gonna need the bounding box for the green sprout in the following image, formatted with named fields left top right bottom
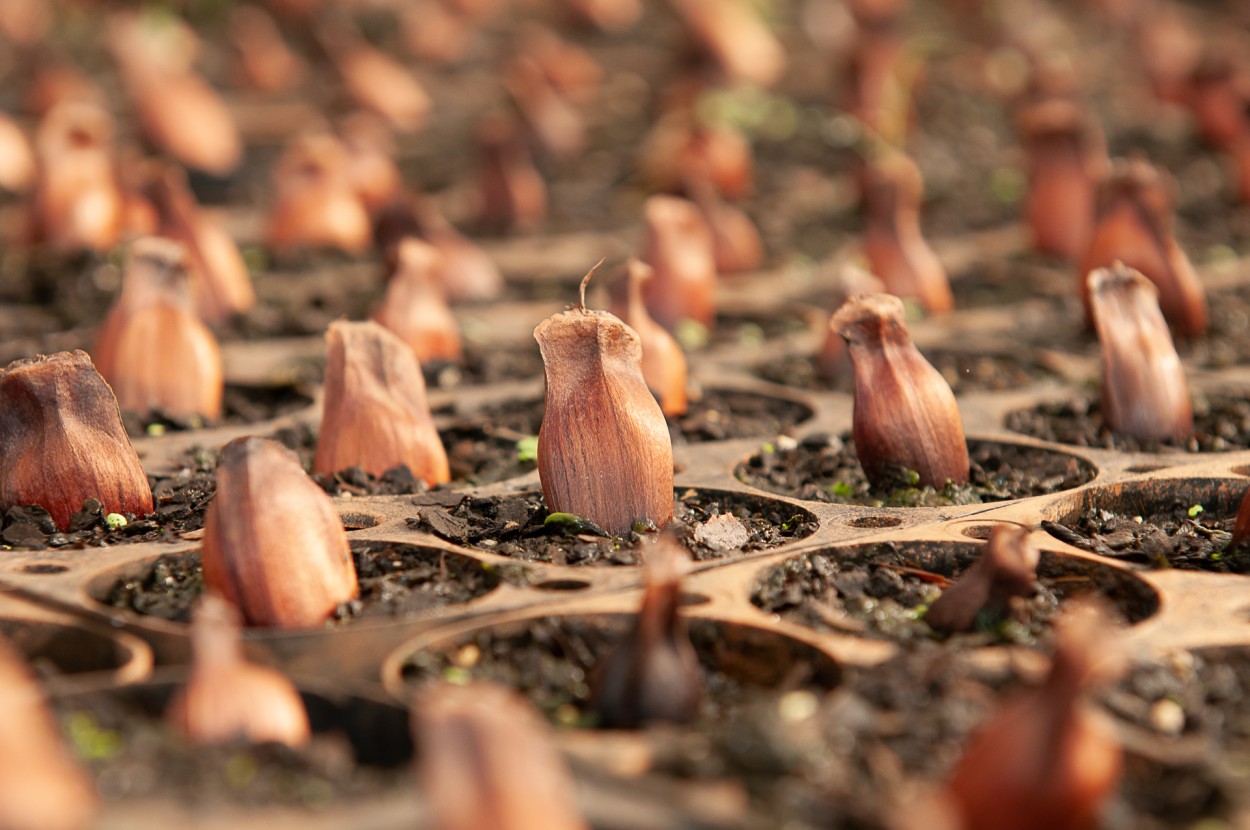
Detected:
left=516, top=436, right=539, bottom=463
left=105, top=513, right=128, bottom=530
left=1187, top=504, right=1204, bottom=518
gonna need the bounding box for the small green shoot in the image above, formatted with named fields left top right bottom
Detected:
left=1187, top=503, right=1204, bottom=518
left=516, top=436, right=539, bottom=463
left=105, top=513, right=128, bottom=530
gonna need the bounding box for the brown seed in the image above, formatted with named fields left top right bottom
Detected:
left=1231, top=485, right=1250, bottom=549
left=640, top=109, right=754, bottom=201
left=1017, top=98, right=1106, bottom=260
left=474, top=115, right=547, bottom=234
left=945, top=601, right=1124, bottom=830
left=0, top=111, right=34, bottom=193
left=1079, top=156, right=1207, bottom=337
left=611, top=258, right=689, bottom=416
left=315, top=320, right=450, bottom=485
left=688, top=179, right=764, bottom=273
left=166, top=594, right=311, bottom=748
left=374, top=194, right=505, bottom=302
left=535, top=267, right=674, bottom=533
left=228, top=5, right=306, bottom=94
left=832, top=293, right=969, bottom=488
left=862, top=152, right=953, bottom=314
left=322, top=22, right=430, bottom=133
left=108, top=13, right=242, bottom=176
left=505, top=52, right=586, bottom=162
left=669, top=0, right=785, bottom=88
left=1088, top=263, right=1192, bottom=442
left=339, top=111, right=403, bottom=216
left=371, top=239, right=463, bottom=364
left=639, top=194, right=717, bottom=331
left=142, top=163, right=255, bottom=323
left=566, top=0, right=642, bottom=32
left=0, top=636, right=98, bottom=830
left=30, top=102, right=124, bottom=252
left=414, top=682, right=589, bottom=830
left=925, top=525, right=1040, bottom=634
left=815, top=264, right=885, bottom=382
left=590, top=536, right=702, bottom=728
left=267, top=132, right=372, bottom=253
left=0, top=350, right=153, bottom=530
left=1185, top=53, right=1246, bottom=151
left=93, top=237, right=224, bottom=421
left=202, top=436, right=358, bottom=628
left=844, top=0, right=912, bottom=142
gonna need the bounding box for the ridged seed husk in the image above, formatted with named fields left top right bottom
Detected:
left=832, top=293, right=968, bottom=488
left=314, top=320, right=450, bottom=485
left=535, top=306, right=673, bottom=534
left=0, top=350, right=153, bottom=530
left=202, top=436, right=357, bottom=628
left=1088, top=263, right=1192, bottom=442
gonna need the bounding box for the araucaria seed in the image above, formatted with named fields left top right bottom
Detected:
left=1088, top=262, right=1192, bottom=442
left=925, top=524, right=1040, bottom=634
left=202, top=436, right=358, bottom=628
left=0, top=350, right=153, bottom=530
left=590, top=536, right=702, bottom=728
left=611, top=258, right=688, bottom=416
left=832, top=293, right=969, bottom=489
left=93, top=236, right=224, bottom=421
left=1080, top=155, right=1207, bottom=336
left=166, top=594, right=311, bottom=748
left=314, top=320, right=450, bottom=485
left=534, top=266, right=674, bottom=533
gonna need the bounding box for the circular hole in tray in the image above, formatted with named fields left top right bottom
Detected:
left=1040, top=478, right=1250, bottom=572
left=1005, top=391, right=1250, bottom=453
left=1, top=619, right=140, bottom=677
left=847, top=516, right=904, bottom=529
left=339, top=511, right=382, bottom=531
left=91, top=542, right=515, bottom=625
left=398, top=614, right=840, bottom=725
left=21, top=563, right=69, bottom=574
left=52, top=680, right=412, bottom=805
left=737, top=436, right=1096, bottom=506
left=960, top=525, right=997, bottom=540
left=750, top=541, right=1158, bottom=644
left=407, top=488, right=819, bottom=566
left=535, top=580, right=592, bottom=592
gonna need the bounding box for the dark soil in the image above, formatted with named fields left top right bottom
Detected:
left=1041, top=499, right=1250, bottom=573
left=398, top=613, right=1211, bottom=829
left=119, top=384, right=315, bottom=438
left=421, top=345, right=545, bottom=391
left=406, top=488, right=818, bottom=566
left=464, top=388, right=815, bottom=447
left=0, top=463, right=219, bottom=551
left=53, top=683, right=411, bottom=808
left=1006, top=392, right=1250, bottom=452
left=754, top=346, right=1059, bottom=395
left=101, top=542, right=513, bottom=625
left=750, top=543, right=1158, bottom=644
left=401, top=615, right=840, bottom=728
left=264, top=420, right=535, bottom=491
left=737, top=435, right=1097, bottom=506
